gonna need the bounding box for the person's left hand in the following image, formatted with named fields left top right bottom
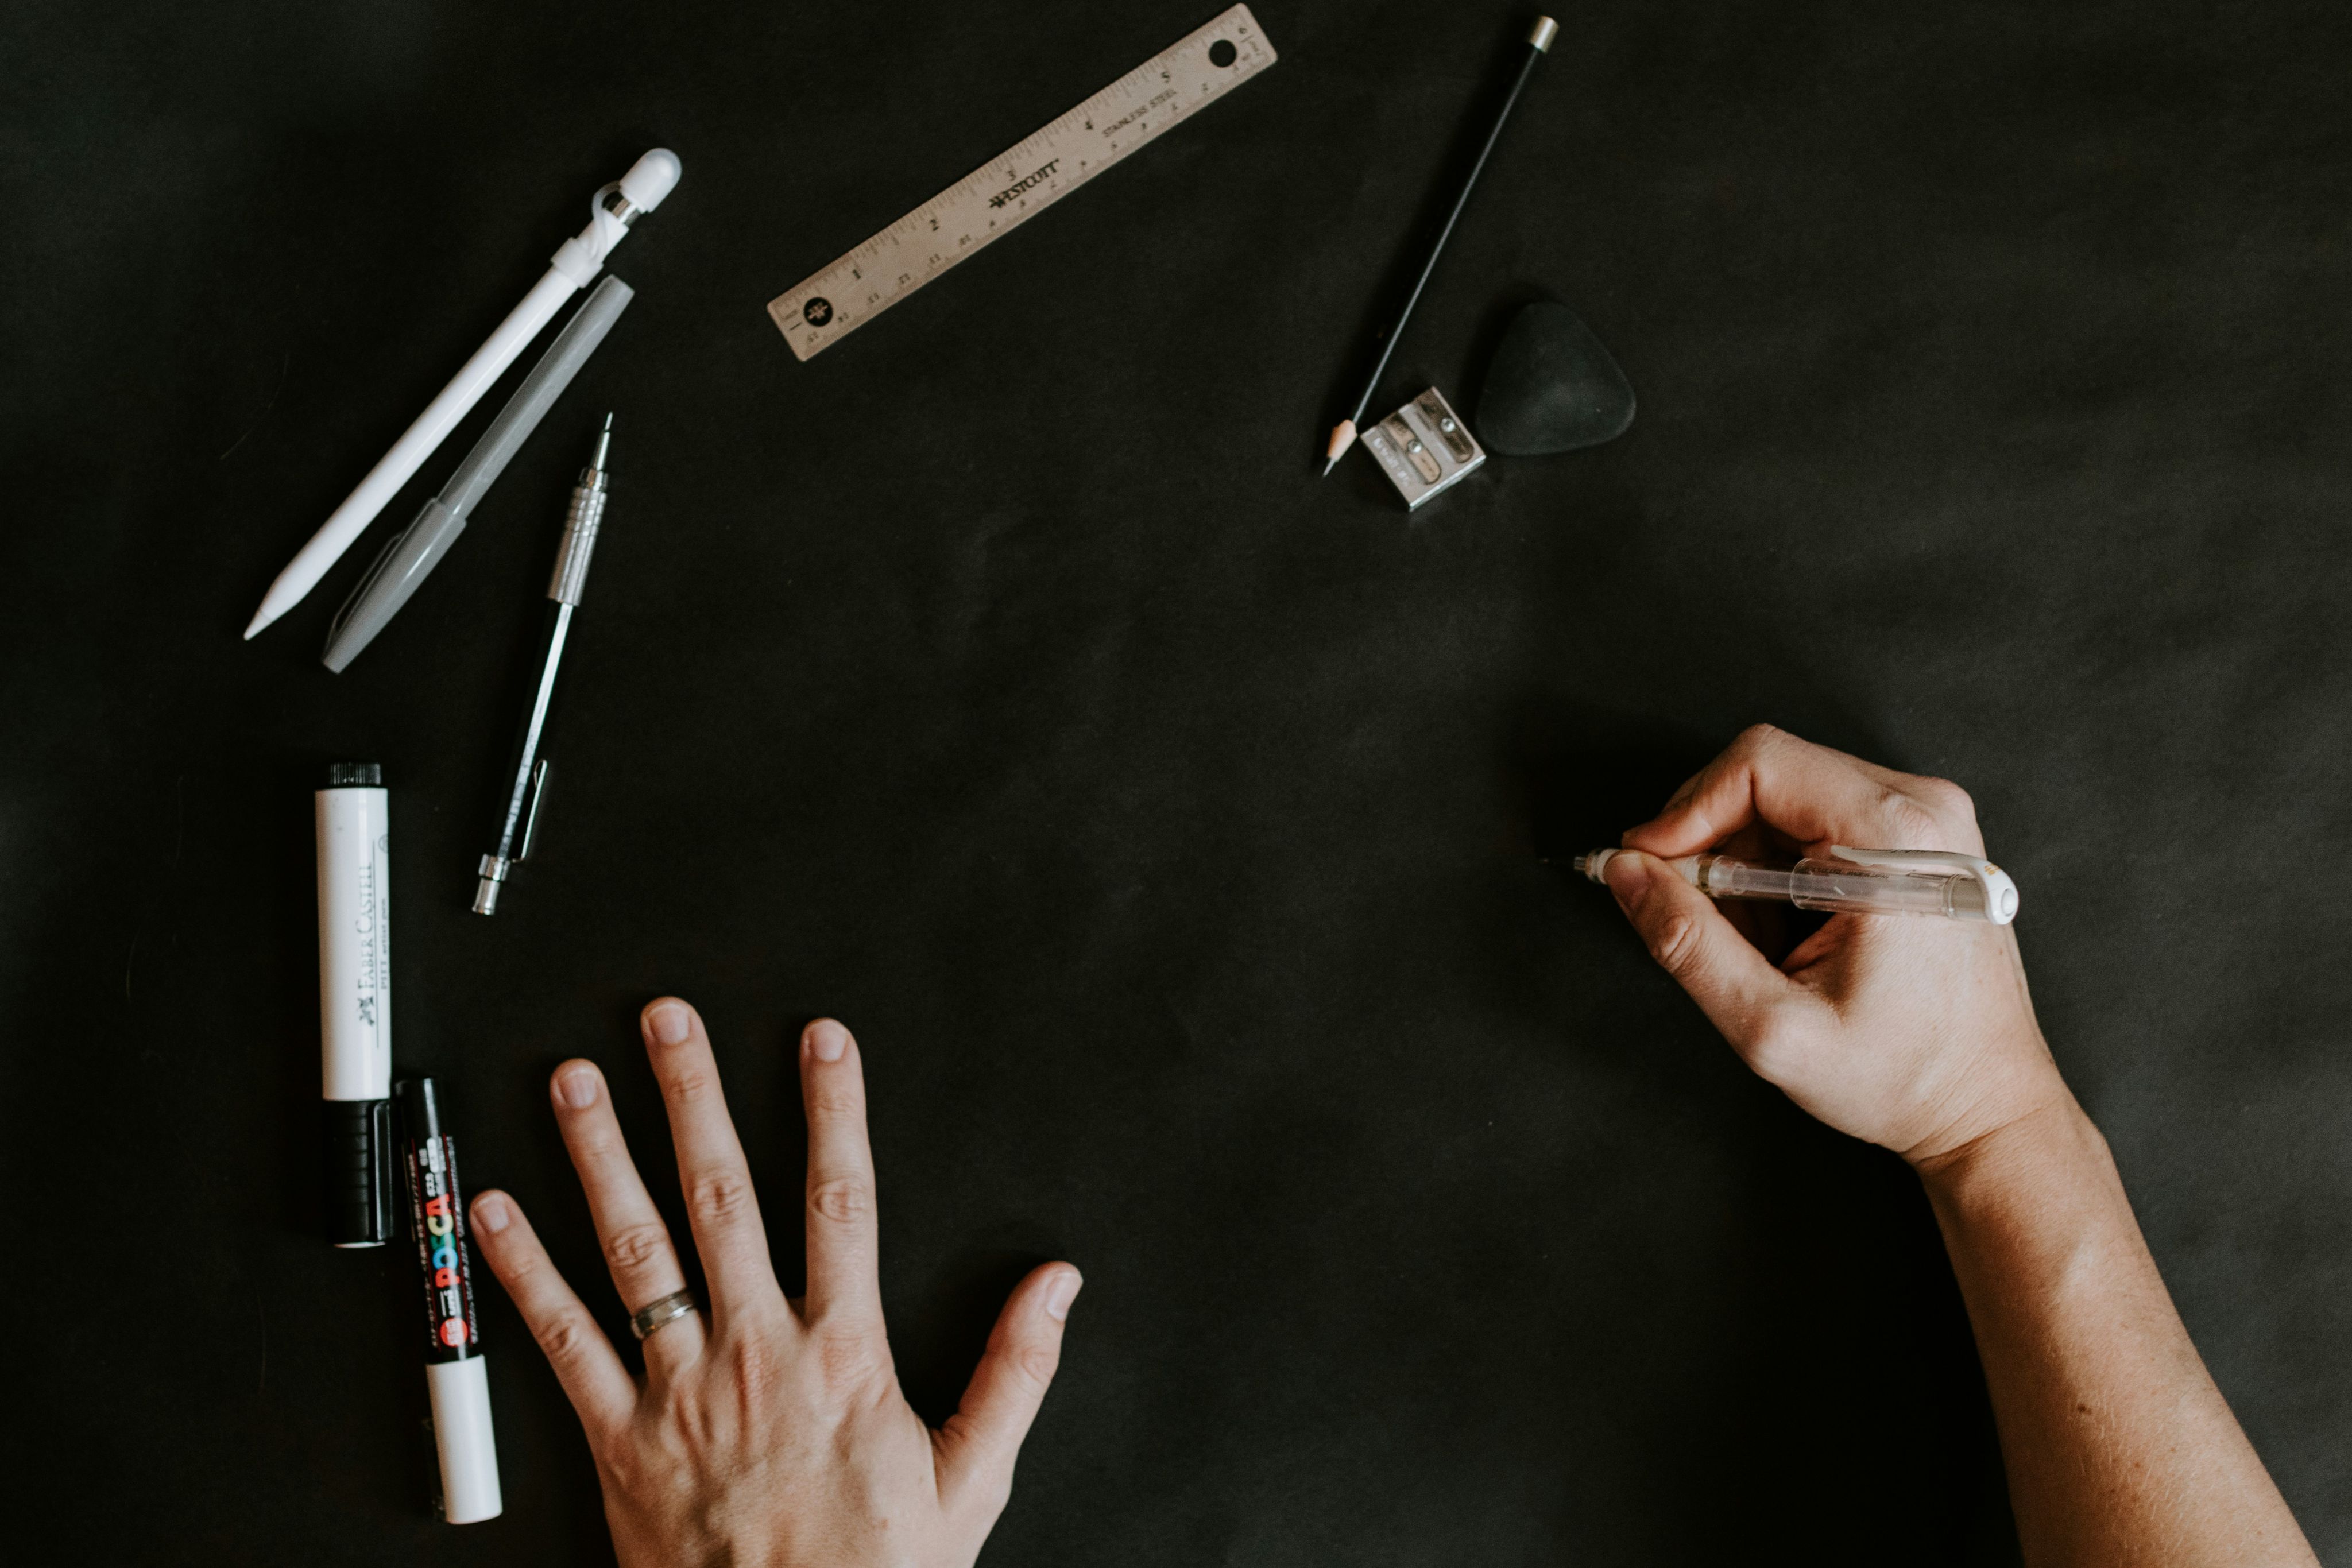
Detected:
left=469, top=1000, right=1082, bottom=1568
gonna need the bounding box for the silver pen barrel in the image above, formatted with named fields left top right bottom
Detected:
left=546, top=414, right=613, bottom=605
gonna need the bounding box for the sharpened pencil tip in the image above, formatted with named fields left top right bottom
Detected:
left=1323, top=420, right=1357, bottom=469
left=1320, top=455, right=1340, bottom=478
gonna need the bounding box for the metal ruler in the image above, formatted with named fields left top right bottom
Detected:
left=767, top=6, right=1276, bottom=359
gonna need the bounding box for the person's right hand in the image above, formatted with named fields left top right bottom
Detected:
left=1603, top=725, right=2069, bottom=1166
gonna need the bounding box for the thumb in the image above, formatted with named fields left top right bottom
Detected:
left=935, top=1263, right=1082, bottom=1521
left=1603, top=850, right=1795, bottom=1050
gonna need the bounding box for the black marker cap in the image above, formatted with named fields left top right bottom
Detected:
left=324, top=1098, right=393, bottom=1246
left=396, top=1076, right=443, bottom=1139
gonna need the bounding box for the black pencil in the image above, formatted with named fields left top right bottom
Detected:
left=1320, top=15, right=1558, bottom=475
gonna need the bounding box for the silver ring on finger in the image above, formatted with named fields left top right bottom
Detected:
left=629, top=1287, right=699, bottom=1341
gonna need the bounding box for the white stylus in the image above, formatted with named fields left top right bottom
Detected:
left=245, top=148, right=682, bottom=641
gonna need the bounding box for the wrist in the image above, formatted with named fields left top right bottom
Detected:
left=1909, top=1091, right=2144, bottom=1353
left=1892, top=1008, right=2076, bottom=1172
left=1910, top=1090, right=2106, bottom=1211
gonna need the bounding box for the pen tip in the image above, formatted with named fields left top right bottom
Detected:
left=243, top=609, right=272, bottom=640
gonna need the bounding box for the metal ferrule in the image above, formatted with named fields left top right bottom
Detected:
left=546, top=473, right=608, bottom=605
left=472, top=854, right=509, bottom=916
left=599, top=188, right=646, bottom=227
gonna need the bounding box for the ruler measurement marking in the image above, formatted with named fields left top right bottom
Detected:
left=767, top=6, right=1274, bottom=359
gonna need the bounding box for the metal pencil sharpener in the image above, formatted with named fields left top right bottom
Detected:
left=1361, top=388, right=1485, bottom=510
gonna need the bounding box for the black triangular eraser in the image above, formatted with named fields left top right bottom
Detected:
left=1475, top=301, right=1637, bottom=456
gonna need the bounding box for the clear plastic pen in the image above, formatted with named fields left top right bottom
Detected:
left=1572, top=846, right=2020, bottom=925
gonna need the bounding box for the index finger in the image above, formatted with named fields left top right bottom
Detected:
left=1625, top=725, right=1983, bottom=859
left=640, top=997, right=784, bottom=1331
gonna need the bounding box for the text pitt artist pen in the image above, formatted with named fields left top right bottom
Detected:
left=317, top=762, right=394, bottom=1246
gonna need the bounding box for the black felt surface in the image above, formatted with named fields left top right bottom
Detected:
left=5, top=1, right=2350, bottom=1562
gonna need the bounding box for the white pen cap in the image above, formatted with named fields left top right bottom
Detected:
left=425, top=1357, right=503, bottom=1524
left=550, top=149, right=684, bottom=288
left=316, top=768, right=392, bottom=1099
left=618, top=148, right=682, bottom=211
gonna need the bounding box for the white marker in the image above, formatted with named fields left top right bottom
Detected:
left=246, top=149, right=682, bottom=640
left=318, top=762, right=394, bottom=1245
left=1573, top=845, right=2020, bottom=924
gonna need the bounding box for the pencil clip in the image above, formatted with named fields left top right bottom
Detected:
left=1828, top=846, right=2020, bottom=924
left=517, top=758, right=550, bottom=863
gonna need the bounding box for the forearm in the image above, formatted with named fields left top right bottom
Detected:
left=1918, top=1098, right=2315, bottom=1567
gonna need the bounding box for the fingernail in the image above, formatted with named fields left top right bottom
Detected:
left=472, top=1193, right=512, bottom=1235
left=1603, top=851, right=1652, bottom=912
left=555, top=1065, right=598, bottom=1110
left=1045, top=1270, right=1084, bottom=1322
left=645, top=1000, right=692, bottom=1047
left=804, top=1019, right=849, bottom=1063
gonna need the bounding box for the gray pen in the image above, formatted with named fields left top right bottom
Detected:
left=472, top=416, right=613, bottom=915
left=322, top=276, right=634, bottom=672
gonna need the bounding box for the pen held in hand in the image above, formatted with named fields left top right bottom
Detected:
left=1571, top=846, right=2020, bottom=925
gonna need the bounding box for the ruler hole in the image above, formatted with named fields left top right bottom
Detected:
left=1209, top=39, right=1237, bottom=68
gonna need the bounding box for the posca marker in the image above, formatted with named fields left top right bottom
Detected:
left=396, top=1077, right=502, bottom=1524
left=317, top=762, right=394, bottom=1246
